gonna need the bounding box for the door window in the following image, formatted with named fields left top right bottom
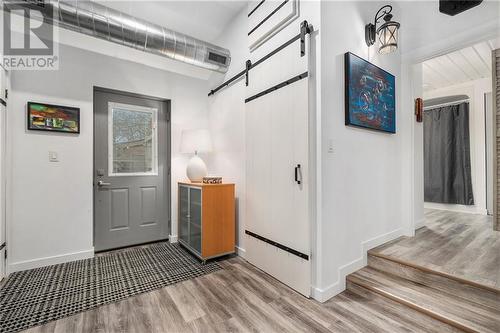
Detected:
left=108, top=102, right=158, bottom=176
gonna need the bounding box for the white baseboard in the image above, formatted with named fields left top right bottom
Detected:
left=311, top=228, right=403, bottom=303
left=8, top=248, right=94, bottom=273
left=424, top=202, right=488, bottom=215
left=235, top=246, right=246, bottom=258
left=311, top=256, right=365, bottom=302
left=169, top=234, right=178, bottom=243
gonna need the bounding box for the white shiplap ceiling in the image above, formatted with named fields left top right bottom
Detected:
left=423, top=39, right=500, bottom=92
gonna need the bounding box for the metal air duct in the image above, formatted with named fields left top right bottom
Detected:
left=4, top=0, right=231, bottom=73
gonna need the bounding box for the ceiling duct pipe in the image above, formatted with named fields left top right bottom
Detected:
left=4, top=0, right=231, bottom=73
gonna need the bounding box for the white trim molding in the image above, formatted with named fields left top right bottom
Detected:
left=414, top=218, right=426, bottom=230
left=401, top=19, right=499, bottom=64
left=235, top=245, right=246, bottom=258
left=8, top=248, right=94, bottom=273
left=424, top=203, right=488, bottom=216
left=248, top=0, right=300, bottom=52
left=311, top=228, right=403, bottom=303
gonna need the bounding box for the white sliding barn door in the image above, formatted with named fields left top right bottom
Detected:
left=245, top=38, right=310, bottom=296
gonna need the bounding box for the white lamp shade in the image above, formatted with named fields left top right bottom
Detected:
left=180, top=129, right=213, bottom=153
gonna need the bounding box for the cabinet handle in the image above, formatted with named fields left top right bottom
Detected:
left=295, top=164, right=301, bottom=185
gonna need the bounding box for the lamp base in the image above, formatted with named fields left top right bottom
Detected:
left=186, top=155, right=207, bottom=182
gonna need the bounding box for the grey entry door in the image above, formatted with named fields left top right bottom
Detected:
left=94, top=88, right=170, bottom=252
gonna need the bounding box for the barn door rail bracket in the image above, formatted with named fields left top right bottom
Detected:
left=245, top=71, right=308, bottom=103
left=245, top=230, right=309, bottom=260
left=300, top=20, right=310, bottom=56
left=208, top=20, right=313, bottom=97
left=245, top=60, right=252, bottom=86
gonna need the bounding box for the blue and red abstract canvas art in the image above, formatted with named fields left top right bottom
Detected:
left=345, top=52, right=396, bottom=133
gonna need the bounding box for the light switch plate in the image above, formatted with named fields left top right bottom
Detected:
left=49, top=151, right=59, bottom=162
left=328, top=139, right=334, bottom=153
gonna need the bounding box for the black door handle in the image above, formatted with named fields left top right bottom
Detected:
left=295, top=164, right=301, bottom=185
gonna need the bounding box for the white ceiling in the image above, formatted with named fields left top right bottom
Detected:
left=95, top=1, right=247, bottom=44
left=399, top=0, right=499, bottom=56
left=423, top=39, right=500, bottom=92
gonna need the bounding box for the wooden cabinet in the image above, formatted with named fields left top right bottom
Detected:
left=178, top=182, right=235, bottom=261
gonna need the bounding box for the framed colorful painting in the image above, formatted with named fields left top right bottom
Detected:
left=27, top=102, right=80, bottom=134
left=344, top=52, right=396, bottom=133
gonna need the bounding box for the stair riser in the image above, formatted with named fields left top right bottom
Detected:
left=346, top=275, right=477, bottom=333
left=345, top=281, right=460, bottom=333
left=367, top=253, right=499, bottom=310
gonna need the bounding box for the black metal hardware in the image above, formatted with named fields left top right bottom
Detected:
left=365, top=5, right=393, bottom=46
left=295, top=164, right=301, bottom=185
left=300, top=20, right=308, bottom=57
left=248, top=0, right=265, bottom=17
left=245, top=60, right=252, bottom=86
left=248, top=0, right=289, bottom=36
left=208, top=68, right=247, bottom=97
left=245, top=230, right=309, bottom=260
left=208, top=21, right=313, bottom=97
left=0, top=242, right=5, bottom=251
left=439, top=0, right=483, bottom=16
left=245, top=71, right=308, bottom=103
left=365, top=5, right=400, bottom=50
left=0, top=98, right=5, bottom=107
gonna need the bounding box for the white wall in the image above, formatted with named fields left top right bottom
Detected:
left=206, top=8, right=248, bottom=256
left=314, top=1, right=404, bottom=301
left=7, top=44, right=209, bottom=272
left=423, top=78, right=492, bottom=215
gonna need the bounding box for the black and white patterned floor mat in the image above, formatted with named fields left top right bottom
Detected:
left=0, top=242, right=221, bottom=333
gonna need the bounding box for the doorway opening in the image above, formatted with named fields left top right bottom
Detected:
left=421, top=40, right=496, bottom=219
left=93, top=87, right=171, bottom=252
left=401, top=39, right=500, bottom=288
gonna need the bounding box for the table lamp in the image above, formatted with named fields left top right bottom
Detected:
left=180, top=129, right=212, bottom=182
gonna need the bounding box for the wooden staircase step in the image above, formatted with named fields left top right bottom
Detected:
left=367, top=251, right=500, bottom=311
left=347, top=267, right=500, bottom=333
left=341, top=282, right=460, bottom=333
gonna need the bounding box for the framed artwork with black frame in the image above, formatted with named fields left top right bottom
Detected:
left=345, top=52, right=396, bottom=133
left=27, top=102, right=80, bottom=134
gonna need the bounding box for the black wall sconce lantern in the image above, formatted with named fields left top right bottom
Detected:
left=365, top=5, right=400, bottom=54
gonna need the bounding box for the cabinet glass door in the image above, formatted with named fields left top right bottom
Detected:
left=179, top=186, right=189, bottom=244
left=189, top=187, right=202, bottom=254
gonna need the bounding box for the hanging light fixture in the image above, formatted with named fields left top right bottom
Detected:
left=365, top=5, right=400, bottom=54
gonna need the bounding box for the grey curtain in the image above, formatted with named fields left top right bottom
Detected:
left=424, top=102, right=474, bottom=205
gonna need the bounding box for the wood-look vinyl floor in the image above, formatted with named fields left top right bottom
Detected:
left=373, top=209, right=500, bottom=289
left=22, top=257, right=459, bottom=333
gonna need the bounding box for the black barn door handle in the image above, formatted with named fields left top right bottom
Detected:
left=295, top=164, right=301, bottom=185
